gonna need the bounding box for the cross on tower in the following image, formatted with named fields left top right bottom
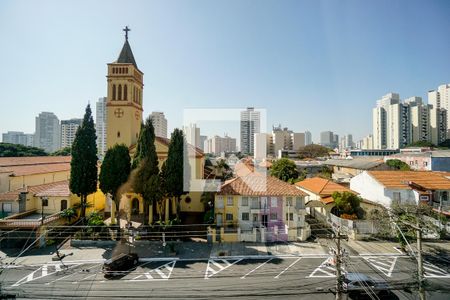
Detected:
left=123, top=26, right=131, bottom=40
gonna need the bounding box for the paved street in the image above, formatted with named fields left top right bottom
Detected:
left=2, top=251, right=450, bottom=299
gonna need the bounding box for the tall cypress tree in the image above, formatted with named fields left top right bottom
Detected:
left=70, top=105, right=98, bottom=221
left=166, top=129, right=189, bottom=218
left=99, top=144, right=131, bottom=225
left=132, top=117, right=161, bottom=223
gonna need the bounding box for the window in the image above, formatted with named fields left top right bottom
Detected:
left=124, top=85, right=128, bottom=100
left=112, top=84, right=116, bottom=100
left=286, top=197, right=293, bottom=206
left=60, top=199, right=67, bottom=211
left=296, top=197, right=304, bottom=209
left=241, top=197, right=248, bottom=206
left=286, top=213, right=294, bottom=221
left=242, top=213, right=249, bottom=221
left=226, top=213, right=233, bottom=221
left=271, top=197, right=277, bottom=207
left=270, top=213, right=277, bottom=220
left=252, top=214, right=258, bottom=222
left=227, top=196, right=233, bottom=206
left=184, top=196, right=191, bottom=204
left=251, top=197, right=259, bottom=209
left=442, top=191, right=448, bottom=201
left=118, top=84, right=122, bottom=100
left=117, top=131, right=120, bottom=138
left=42, top=199, right=48, bottom=206
left=216, top=196, right=224, bottom=208
left=2, top=203, right=12, bottom=212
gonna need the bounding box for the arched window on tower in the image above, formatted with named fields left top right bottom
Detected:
left=118, top=85, right=122, bottom=100
left=112, top=84, right=116, bottom=100
left=124, top=85, right=128, bottom=100
left=134, top=87, right=137, bottom=103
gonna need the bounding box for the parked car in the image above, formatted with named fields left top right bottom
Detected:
left=343, top=272, right=390, bottom=298
left=103, top=253, right=139, bottom=277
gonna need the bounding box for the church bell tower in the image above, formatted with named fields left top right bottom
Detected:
left=106, top=26, right=143, bottom=150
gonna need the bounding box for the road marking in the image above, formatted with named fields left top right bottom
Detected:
left=46, top=264, right=101, bottom=285
left=204, top=258, right=242, bottom=279
left=11, top=263, right=81, bottom=287
left=424, top=261, right=450, bottom=278
left=241, top=259, right=273, bottom=279
left=274, top=258, right=301, bottom=279
left=131, top=260, right=176, bottom=281
left=308, top=257, right=343, bottom=278
left=363, top=256, right=397, bottom=277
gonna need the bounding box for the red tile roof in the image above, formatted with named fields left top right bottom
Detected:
left=0, top=156, right=71, bottom=167
left=368, top=171, right=450, bottom=190
left=0, top=156, right=71, bottom=177
left=295, top=177, right=355, bottom=196
left=219, top=174, right=307, bottom=196
left=0, top=180, right=70, bottom=201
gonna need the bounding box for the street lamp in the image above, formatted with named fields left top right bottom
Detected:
left=41, top=197, right=48, bottom=226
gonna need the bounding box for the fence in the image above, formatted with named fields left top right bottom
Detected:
left=328, top=213, right=377, bottom=236
left=0, top=211, right=62, bottom=228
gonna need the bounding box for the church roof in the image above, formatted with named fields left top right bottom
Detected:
left=116, top=39, right=138, bottom=69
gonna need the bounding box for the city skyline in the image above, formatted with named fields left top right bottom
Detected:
left=1, top=0, right=449, bottom=143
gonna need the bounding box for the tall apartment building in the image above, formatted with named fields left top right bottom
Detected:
left=199, top=135, right=207, bottom=151
left=254, top=126, right=305, bottom=159
left=339, top=134, right=354, bottom=151
left=2, top=131, right=34, bottom=147
left=96, top=97, right=107, bottom=158
left=304, top=131, right=312, bottom=145
left=372, top=93, right=447, bottom=149
left=150, top=111, right=168, bottom=138
left=240, top=107, right=260, bottom=155
left=61, top=118, right=82, bottom=148
left=320, top=131, right=338, bottom=149
left=360, top=135, right=373, bottom=150
left=183, top=123, right=201, bottom=149
left=204, top=135, right=236, bottom=155
left=428, top=83, right=450, bottom=138
left=34, top=112, right=61, bottom=153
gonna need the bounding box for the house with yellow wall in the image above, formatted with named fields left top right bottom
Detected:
left=214, top=173, right=310, bottom=243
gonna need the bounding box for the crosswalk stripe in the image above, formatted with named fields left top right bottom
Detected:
left=204, top=259, right=242, bottom=279
left=363, top=256, right=397, bottom=277
left=131, top=261, right=176, bottom=281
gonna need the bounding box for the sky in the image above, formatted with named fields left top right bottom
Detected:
left=0, top=0, right=449, bottom=143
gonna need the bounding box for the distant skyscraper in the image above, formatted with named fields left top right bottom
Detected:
left=304, top=131, right=312, bottom=145
left=428, top=83, right=450, bottom=138
left=96, top=97, right=107, bottom=157
left=253, top=125, right=305, bottom=159
left=2, top=131, right=34, bottom=147
left=199, top=135, right=208, bottom=151
left=34, top=112, right=60, bottom=153
left=183, top=123, right=201, bottom=148
left=320, top=131, right=335, bottom=148
left=204, top=135, right=236, bottom=155
left=240, top=107, right=260, bottom=155
left=150, top=111, right=168, bottom=138
left=61, top=118, right=82, bottom=148
left=372, top=93, right=447, bottom=149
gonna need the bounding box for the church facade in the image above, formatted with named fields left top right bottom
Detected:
left=105, top=28, right=206, bottom=225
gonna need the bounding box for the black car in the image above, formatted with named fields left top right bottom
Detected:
left=103, top=253, right=139, bottom=277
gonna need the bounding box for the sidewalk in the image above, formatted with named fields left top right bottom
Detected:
left=210, top=241, right=328, bottom=257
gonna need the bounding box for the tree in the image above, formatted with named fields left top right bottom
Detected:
left=99, top=144, right=131, bottom=225
left=270, top=158, right=299, bottom=182
left=331, top=191, right=364, bottom=219
left=70, top=105, right=98, bottom=222
left=0, top=143, right=47, bottom=157
left=404, top=141, right=436, bottom=148
left=132, top=117, right=161, bottom=224
left=298, top=144, right=331, bottom=159
left=166, top=129, right=188, bottom=218
left=386, top=159, right=410, bottom=171
left=51, top=147, right=71, bottom=156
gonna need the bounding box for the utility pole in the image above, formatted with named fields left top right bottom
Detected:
left=333, top=226, right=347, bottom=300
